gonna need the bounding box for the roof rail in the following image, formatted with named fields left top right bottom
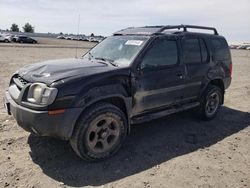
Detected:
left=157, top=25, right=218, bottom=35
left=113, top=25, right=219, bottom=36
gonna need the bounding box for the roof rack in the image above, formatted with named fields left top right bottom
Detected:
left=113, top=25, right=219, bottom=36
left=157, top=25, right=218, bottom=35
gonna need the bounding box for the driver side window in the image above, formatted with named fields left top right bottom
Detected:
left=140, top=39, right=178, bottom=69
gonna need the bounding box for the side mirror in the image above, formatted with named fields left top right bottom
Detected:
left=136, top=66, right=141, bottom=72
left=136, top=64, right=143, bottom=75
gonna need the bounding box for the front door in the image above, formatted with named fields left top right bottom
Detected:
left=132, top=37, right=185, bottom=115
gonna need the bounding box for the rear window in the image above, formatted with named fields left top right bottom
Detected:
left=210, top=38, right=230, bottom=61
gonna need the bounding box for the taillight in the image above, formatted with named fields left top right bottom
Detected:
left=229, top=63, right=232, bottom=79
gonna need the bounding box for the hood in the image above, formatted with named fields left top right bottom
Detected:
left=18, top=58, right=117, bottom=85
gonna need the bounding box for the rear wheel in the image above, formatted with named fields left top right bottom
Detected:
left=70, top=102, right=127, bottom=161
left=197, top=85, right=223, bottom=120
left=4, top=39, right=9, bottom=43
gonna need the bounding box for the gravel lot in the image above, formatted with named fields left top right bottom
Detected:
left=0, top=40, right=249, bottom=188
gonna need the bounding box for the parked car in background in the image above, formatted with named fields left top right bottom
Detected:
left=229, top=45, right=239, bottom=49
left=57, top=35, right=65, bottom=39
left=12, top=35, right=19, bottom=42
left=0, top=34, right=11, bottom=43
left=96, top=38, right=104, bottom=43
left=236, top=45, right=250, bottom=49
left=15, top=36, right=37, bottom=44
left=82, top=37, right=90, bottom=41
left=244, top=45, right=250, bottom=49
left=65, top=36, right=74, bottom=40
left=56, top=34, right=104, bottom=43
left=89, top=37, right=99, bottom=42
left=246, top=46, right=250, bottom=50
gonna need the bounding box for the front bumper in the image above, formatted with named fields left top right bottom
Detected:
left=4, top=91, right=82, bottom=140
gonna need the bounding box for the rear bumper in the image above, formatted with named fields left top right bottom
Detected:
left=4, top=91, right=82, bottom=140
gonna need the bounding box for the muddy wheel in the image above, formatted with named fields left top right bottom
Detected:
left=197, top=85, right=223, bottom=120
left=70, top=102, right=127, bottom=161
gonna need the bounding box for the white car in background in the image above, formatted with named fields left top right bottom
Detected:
left=0, top=34, right=11, bottom=42
left=246, top=46, right=250, bottom=50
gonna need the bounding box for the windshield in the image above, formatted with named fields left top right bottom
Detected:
left=82, top=35, right=149, bottom=66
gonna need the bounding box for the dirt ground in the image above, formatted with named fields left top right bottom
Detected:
left=0, top=40, right=249, bottom=188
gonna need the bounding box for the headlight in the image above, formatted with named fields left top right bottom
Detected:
left=27, top=83, right=58, bottom=105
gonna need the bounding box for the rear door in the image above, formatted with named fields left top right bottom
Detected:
left=132, top=37, right=186, bottom=115
left=182, top=37, right=210, bottom=100
left=19, top=37, right=25, bottom=42
left=24, top=37, right=29, bottom=43
left=27, top=37, right=33, bottom=43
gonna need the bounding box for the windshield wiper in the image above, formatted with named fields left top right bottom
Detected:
left=95, top=57, right=118, bottom=67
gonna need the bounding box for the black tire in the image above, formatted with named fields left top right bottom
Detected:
left=197, top=85, right=223, bottom=120
left=4, top=39, right=9, bottom=43
left=70, top=102, right=128, bottom=161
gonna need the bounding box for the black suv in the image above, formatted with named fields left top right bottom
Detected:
left=4, top=25, right=232, bottom=161
left=14, top=36, right=37, bottom=44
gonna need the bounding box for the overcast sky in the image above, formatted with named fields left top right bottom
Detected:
left=0, top=0, right=249, bottom=42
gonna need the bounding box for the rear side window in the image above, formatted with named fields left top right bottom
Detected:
left=183, top=38, right=209, bottom=64
left=183, top=38, right=201, bottom=64
left=141, top=39, right=178, bottom=68
left=210, top=38, right=230, bottom=61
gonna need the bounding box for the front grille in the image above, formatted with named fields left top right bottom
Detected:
left=17, top=75, right=28, bottom=86
left=12, top=75, right=29, bottom=90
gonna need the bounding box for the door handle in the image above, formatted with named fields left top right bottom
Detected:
left=175, top=72, right=184, bottom=79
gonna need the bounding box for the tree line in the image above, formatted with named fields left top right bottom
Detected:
left=8, top=23, right=97, bottom=36
left=10, top=23, right=34, bottom=33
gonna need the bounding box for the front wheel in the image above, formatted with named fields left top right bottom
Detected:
left=197, top=85, right=223, bottom=120
left=70, top=102, right=128, bottom=161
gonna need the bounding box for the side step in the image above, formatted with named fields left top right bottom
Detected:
left=131, top=102, right=200, bottom=124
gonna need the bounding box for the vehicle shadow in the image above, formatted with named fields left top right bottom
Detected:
left=28, top=106, right=250, bottom=187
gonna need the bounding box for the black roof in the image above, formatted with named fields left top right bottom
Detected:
left=114, top=25, right=219, bottom=36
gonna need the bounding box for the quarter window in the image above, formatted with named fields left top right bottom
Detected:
left=211, top=38, right=230, bottom=61
left=141, top=39, right=178, bottom=68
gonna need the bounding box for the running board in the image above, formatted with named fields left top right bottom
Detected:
left=131, top=102, right=200, bottom=124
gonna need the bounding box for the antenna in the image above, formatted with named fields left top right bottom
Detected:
left=75, top=14, right=80, bottom=58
